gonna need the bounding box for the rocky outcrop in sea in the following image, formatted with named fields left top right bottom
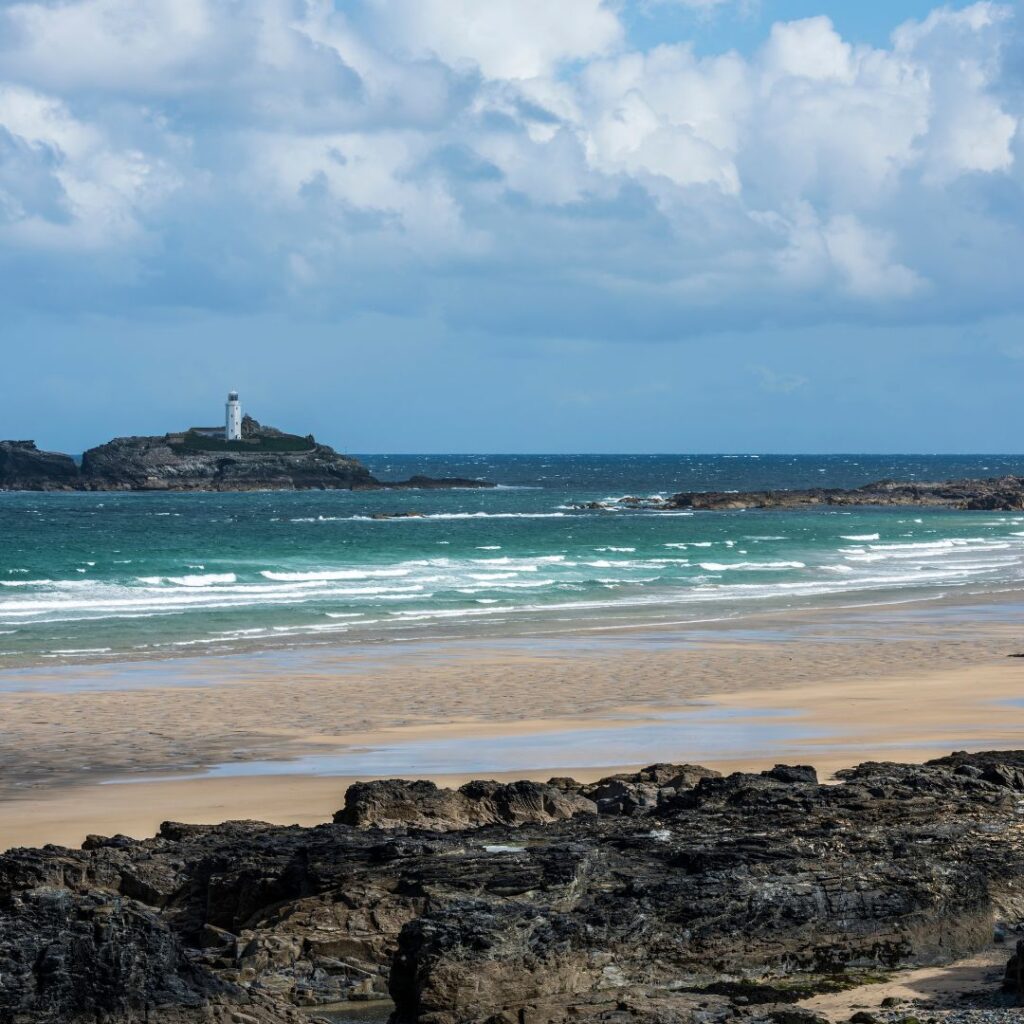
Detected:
left=667, top=477, right=1024, bottom=512
left=0, top=417, right=494, bottom=492
left=566, top=477, right=1024, bottom=514
left=3, top=751, right=1024, bottom=1023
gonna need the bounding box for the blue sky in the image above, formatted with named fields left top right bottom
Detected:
left=1, top=0, right=1023, bottom=453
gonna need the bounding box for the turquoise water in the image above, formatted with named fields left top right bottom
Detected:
left=3, top=454, right=1024, bottom=668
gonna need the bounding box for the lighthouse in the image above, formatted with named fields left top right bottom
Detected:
left=225, top=391, right=242, bottom=441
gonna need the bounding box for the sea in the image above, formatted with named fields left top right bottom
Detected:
left=3, top=453, right=1024, bottom=670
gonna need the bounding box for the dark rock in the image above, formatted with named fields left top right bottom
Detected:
left=79, top=424, right=377, bottom=491
left=386, top=475, right=495, bottom=490
left=668, top=476, right=1024, bottom=513
left=763, top=765, right=818, bottom=785
left=1, top=418, right=495, bottom=493
left=849, top=1013, right=879, bottom=1023
left=334, top=778, right=597, bottom=830
left=767, top=1011, right=829, bottom=1024
left=4, top=751, right=1024, bottom=1022
left=0, top=440, right=80, bottom=491
left=0, top=887, right=208, bottom=1022
left=1004, top=937, right=1024, bottom=1002
left=578, top=764, right=722, bottom=815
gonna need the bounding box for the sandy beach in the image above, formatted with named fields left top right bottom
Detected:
left=3, top=593, right=1024, bottom=850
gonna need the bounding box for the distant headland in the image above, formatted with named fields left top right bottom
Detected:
left=0, top=393, right=493, bottom=492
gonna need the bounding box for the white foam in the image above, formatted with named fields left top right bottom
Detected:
left=868, top=538, right=990, bottom=552
left=699, top=561, right=806, bottom=572
left=841, top=533, right=880, bottom=541
left=356, top=512, right=567, bottom=521
left=166, top=573, right=238, bottom=587
left=260, top=568, right=410, bottom=582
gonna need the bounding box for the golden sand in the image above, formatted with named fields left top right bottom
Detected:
left=3, top=597, right=1024, bottom=850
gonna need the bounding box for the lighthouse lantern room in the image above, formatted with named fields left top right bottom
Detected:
left=225, top=392, right=242, bottom=441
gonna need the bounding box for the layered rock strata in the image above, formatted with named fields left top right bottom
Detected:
left=3, top=753, right=1024, bottom=1023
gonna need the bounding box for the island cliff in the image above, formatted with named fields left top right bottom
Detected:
left=0, top=417, right=492, bottom=492
left=0, top=441, right=79, bottom=491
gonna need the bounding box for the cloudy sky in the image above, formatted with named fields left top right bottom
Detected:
left=2, top=0, right=1022, bottom=453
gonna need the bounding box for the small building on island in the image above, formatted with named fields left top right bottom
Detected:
left=185, top=392, right=244, bottom=442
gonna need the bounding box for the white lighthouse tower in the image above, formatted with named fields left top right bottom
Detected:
left=225, top=391, right=242, bottom=441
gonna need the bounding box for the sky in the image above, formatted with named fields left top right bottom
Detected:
left=1, top=0, right=1023, bottom=453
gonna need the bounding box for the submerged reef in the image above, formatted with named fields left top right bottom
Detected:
left=3, top=751, right=1024, bottom=1022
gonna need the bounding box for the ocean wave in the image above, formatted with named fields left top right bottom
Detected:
left=840, top=539, right=1013, bottom=563
left=260, top=568, right=411, bottom=582
left=698, top=561, right=806, bottom=572
left=152, top=573, right=238, bottom=587
left=48, top=647, right=113, bottom=655
left=841, top=533, right=880, bottom=541
left=868, top=538, right=991, bottom=551
left=354, top=512, right=567, bottom=521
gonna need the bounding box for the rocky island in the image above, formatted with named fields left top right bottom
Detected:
left=573, top=476, right=1024, bottom=513
left=0, top=417, right=493, bottom=493
left=3, top=750, right=1024, bottom=1023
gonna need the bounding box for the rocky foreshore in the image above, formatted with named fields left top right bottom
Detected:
left=0, top=419, right=494, bottom=492
left=3, top=751, right=1024, bottom=1023
left=569, top=477, right=1024, bottom=513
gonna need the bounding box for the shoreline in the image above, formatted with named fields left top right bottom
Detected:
left=3, top=578, right=1022, bottom=675
left=3, top=588, right=1024, bottom=849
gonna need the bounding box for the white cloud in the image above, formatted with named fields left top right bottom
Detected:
left=893, top=2, right=1017, bottom=180
left=0, top=84, right=177, bottom=249
left=822, top=215, right=925, bottom=299
left=370, top=0, right=623, bottom=80
left=0, top=0, right=221, bottom=92
left=760, top=16, right=854, bottom=84
left=0, top=0, right=1018, bottom=333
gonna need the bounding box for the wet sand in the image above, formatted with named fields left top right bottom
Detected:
left=3, top=594, right=1024, bottom=850
left=800, top=944, right=1009, bottom=1017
